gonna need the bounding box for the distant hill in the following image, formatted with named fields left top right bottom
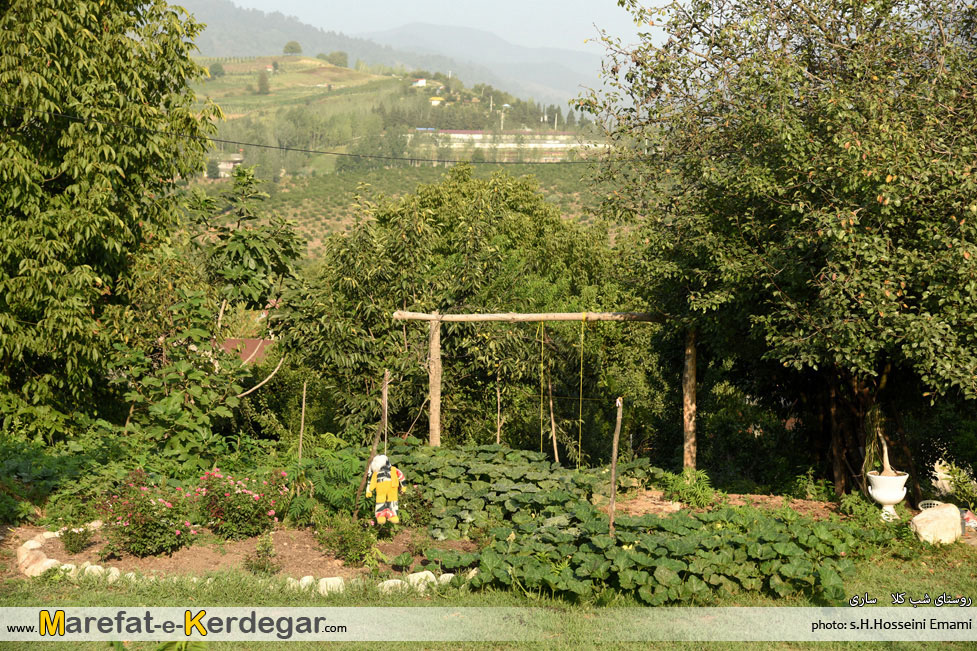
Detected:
left=361, top=23, right=602, bottom=103
left=177, top=0, right=593, bottom=105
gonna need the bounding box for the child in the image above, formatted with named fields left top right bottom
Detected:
left=365, top=454, right=406, bottom=524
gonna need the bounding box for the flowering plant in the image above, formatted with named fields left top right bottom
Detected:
left=197, top=468, right=288, bottom=540
left=100, top=470, right=199, bottom=557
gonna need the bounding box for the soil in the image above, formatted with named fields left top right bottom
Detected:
left=2, top=523, right=477, bottom=581
left=610, top=489, right=842, bottom=520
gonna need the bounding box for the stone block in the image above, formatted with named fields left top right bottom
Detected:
left=911, top=503, right=963, bottom=544
left=17, top=549, right=44, bottom=570
left=318, top=577, right=345, bottom=595
left=377, top=579, right=407, bottom=594
left=24, top=558, right=60, bottom=577
left=407, top=570, right=436, bottom=591
left=107, top=567, right=121, bottom=584
left=84, top=565, right=105, bottom=577
left=437, top=573, right=455, bottom=585
left=299, top=575, right=315, bottom=590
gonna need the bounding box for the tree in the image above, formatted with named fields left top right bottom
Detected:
left=0, top=0, right=218, bottom=427
left=257, top=70, right=270, bottom=95
left=585, top=0, right=977, bottom=491
left=283, top=41, right=302, bottom=55
left=206, top=159, right=221, bottom=179
left=209, top=61, right=225, bottom=78
left=325, top=51, right=348, bottom=68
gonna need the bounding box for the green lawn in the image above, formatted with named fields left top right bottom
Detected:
left=2, top=538, right=975, bottom=650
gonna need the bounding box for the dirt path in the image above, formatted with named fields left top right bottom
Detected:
left=610, top=489, right=841, bottom=520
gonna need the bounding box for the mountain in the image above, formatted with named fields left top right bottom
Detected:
left=177, top=0, right=594, bottom=105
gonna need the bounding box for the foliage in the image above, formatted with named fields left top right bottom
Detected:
left=789, top=469, right=837, bottom=503
left=659, top=468, right=719, bottom=509
left=100, top=471, right=199, bottom=557
left=197, top=468, right=289, bottom=540
left=257, top=70, right=270, bottom=95
left=313, top=510, right=378, bottom=567
left=0, top=0, right=218, bottom=413
left=322, top=51, right=348, bottom=68
left=60, top=525, right=94, bottom=555
left=190, top=166, right=304, bottom=309
left=283, top=41, right=302, bottom=55
left=944, top=462, right=977, bottom=511
left=208, top=62, right=225, bottom=78
left=585, top=0, right=977, bottom=491
left=244, top=531, right=281, bottom=576
left=107, top=291, right=249, bottom=471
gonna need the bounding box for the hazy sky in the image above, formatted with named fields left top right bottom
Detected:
left=224, top=0, right=646, bottom=52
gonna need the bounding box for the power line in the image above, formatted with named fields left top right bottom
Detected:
left=1, top=103, right=603, bottom=167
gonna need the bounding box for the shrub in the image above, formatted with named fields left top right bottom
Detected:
left=244, top=532, right=280, bottom=576
left=100, top=470, right=199, bottom=557
left=660, top=468, right=718, bottom=508
left=197, top=468, right=288, bottom=540
left=60, top=525, right=94, bottom=555
left=313, top=510, right=377, bottom=567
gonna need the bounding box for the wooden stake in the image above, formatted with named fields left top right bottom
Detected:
left=496, top=369, right=502, bottom=445
left=548, top=371, right=560, bottom=464
left=609, top=397, right=623, bottom=537
left=298, top=380, right=307, bottom=460
left=682, top=327, right=697, bottom=470
left=428, top=315, right=442, bottom=447
left=381, top=369, right=389, bottom=455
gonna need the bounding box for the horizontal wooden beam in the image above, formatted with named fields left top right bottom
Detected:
left=392, top=310, right=662, bottom=323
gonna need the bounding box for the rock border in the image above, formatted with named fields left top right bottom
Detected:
left=15, top=521, right=476, bottom=595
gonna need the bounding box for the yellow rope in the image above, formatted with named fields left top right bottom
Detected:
left=578, top=313, right=586, bottom=469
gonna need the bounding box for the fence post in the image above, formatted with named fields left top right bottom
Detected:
left=429, top=313, right=442, bottom=447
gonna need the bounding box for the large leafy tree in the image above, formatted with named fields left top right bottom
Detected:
left=0, top=0, right=219, bottom=419
left=585, top=0, right=977, bottom=491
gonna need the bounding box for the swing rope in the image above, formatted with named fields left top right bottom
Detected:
left=578, top=313, right=586, bottom=469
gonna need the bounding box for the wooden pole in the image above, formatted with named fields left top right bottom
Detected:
left=353, top=369, right=389, bottom=519
left=394, top=310, right=661, bottom=323
left=682, top=327, right=697, bottom=470
left=609, top=397, right=623, bottom=536
left=428, top=315, right=442, bottom=447
left=496, top=369, right=502, bottom=445
left=298, top=380, right=307, bottom=460
left=382, top=369, right=389, bottom=455
left=548, top=371, right=560, bottom=464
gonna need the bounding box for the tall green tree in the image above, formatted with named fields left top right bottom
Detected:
left=283, top=41, right=302, bottom=56
left=584, top=0, right=977, bottom=491
left=0, top=0, right=219, bottom=424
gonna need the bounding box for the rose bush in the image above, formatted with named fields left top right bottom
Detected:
left=197, top=468, right=288, bottom=540
left=100, top=470, right=199, bottom=557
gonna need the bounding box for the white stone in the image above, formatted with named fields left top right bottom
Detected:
left=377, top=579, right=408, bottom=594
left=124, top=572, right=138, bottom=583
left=317, top=577, right=345, bottom=595
left=42, top=531, right=59, bottom=539
left=106, top=567, right=121, bottom=584
left=22, top=539, right=43, bottom=551
left=437, top=573, right=455, bottom=585
left=79, top=561, right=91, bottom=571
left=84, top=565, right=105, bottom=577
left=24, top=558, right=60, bottom=577
left=60, top=564, right=77, bottom=578
left=286, top=577, right=301, bottom=590
left=17, top=549, right=44, bottom=570
left=407, top=570, right=437, bottom=591
left=299, top=575, right=315, bottom=590
left=465, top=568, right=479, bottom=580
left=31, top=534, right=48, bottom=545
left=911, top=503, right=962, bottom=544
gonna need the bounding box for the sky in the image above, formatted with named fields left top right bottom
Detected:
left=224, top=0, right=646, bottom=53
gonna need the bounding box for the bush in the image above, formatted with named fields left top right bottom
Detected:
left=60, top=525, right=94, bottom=555
left=198, top=468, right=288, bottom=540
left=244, top=532, right=280, bottom=576
left=100, top=470, right=199, bottom=557
left=660, top=468, right=719, bottom=508
left=313, top=510, right=377, bottom=567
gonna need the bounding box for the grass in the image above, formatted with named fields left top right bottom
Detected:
left=2, top=533, right=975, bottom=649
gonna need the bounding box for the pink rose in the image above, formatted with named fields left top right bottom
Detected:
left=175, top=530, right=181, bottom=536
left=267, top=510, right=275, bottom=516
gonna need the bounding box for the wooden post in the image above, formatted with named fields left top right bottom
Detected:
left=298, top=380, right=307, bottom=460
left=428, top=314, right=442, bottom=447
left=496, top=369, right=502, bottom=445
left=609, top=397, right=623, bottom=536
left=548, top=372, right=560, bottom=464
left=683, top=327, right=697, bottom=470
left=353, top=370, right=389, bottom=519
left=381, top=369, right=389, bottom=455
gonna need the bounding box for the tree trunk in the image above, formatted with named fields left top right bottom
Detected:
left=609, top=397, right=623, bottom=537
left=682, top=327, right=697, bottom=470
left=828, top=384, right=847, bottom=495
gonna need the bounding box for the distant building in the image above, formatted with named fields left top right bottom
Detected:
left=217, top=153, right=244, bottom=178
left=429, top=96, right=445, bottom=106
left=412, top=78, right=427, bottom=87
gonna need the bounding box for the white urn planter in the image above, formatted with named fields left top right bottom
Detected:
left=867, top=470, right=909, bottom=521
